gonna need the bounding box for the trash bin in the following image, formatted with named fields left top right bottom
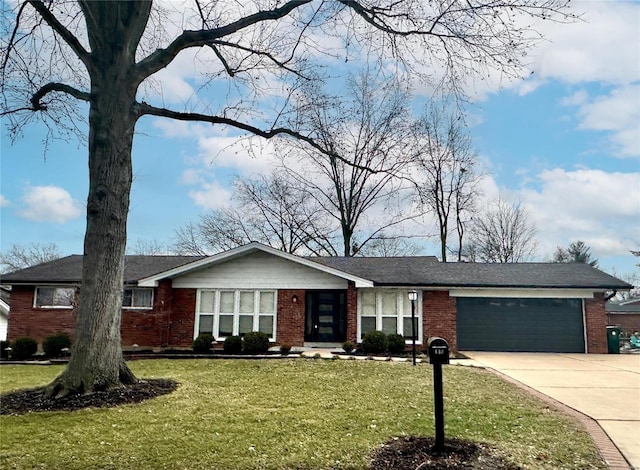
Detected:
left=606, top=326, right=621, bottom=354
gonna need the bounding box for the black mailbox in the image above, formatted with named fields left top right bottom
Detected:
left=427, top=337, right=450, bottom=365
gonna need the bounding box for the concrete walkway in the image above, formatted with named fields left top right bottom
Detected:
left=462, top=352, right=640, bottom=469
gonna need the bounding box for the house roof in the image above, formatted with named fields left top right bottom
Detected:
left=308, top=258, right=632, bottom=290
left=0, top=255, right=203, bottom=285
left=606, top=298, right=640, bottom=313
left=0, top=244, right=632, bottom=291
left=137, top=243, right=375, bottom=288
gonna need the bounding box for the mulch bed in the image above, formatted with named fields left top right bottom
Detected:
left=369, top=436, right=521, bottom=470
left=0, top=378, right=178, bottom=415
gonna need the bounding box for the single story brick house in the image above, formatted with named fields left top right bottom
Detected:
left=606, top=298, right=640, bottom=335
left=0, top=242, right=632, bottom=354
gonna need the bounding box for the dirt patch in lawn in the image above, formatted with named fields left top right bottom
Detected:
left=0, top=378, right=178, bottom=415
left=370, top=436, right=520, bottom=470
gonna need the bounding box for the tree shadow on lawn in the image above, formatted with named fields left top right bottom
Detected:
left=1, top=380, right=519, bottom=469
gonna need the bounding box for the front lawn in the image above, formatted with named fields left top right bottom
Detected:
left=0, top=359, right=604, bottom=469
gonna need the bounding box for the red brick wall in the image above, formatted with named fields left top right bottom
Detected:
left=585, top=293, right=607, bottom=353
left=346, top=282, right=358, bottom=344
left=7, top=283, right=197, bottom=350
left=168, top=288, right=197, bottom=348
left=423, top=290, right=457, bottom=352
left=120, top=281, right=174, bottom=350
left=276, top=289, right=305, bottom=346
left=607, top=314, right=640, bottom=336
left=7, top=285, right=77, bottom=345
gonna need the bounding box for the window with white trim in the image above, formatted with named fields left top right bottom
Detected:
left=196, top=289, right=276, bottom=340
left=34, top=287, right=76, bottom=308
left=358, top=289, right=421, bottom=342
left=122, top=288, right=153, bottom=309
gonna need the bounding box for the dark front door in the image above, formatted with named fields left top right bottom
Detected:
left=305, top=291, right=346, bottom=342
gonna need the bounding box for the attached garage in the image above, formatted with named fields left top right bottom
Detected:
left=457, top=297, right=585, bottom=353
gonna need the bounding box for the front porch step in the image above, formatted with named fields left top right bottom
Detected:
left=303, top=342, right=343, bottom=349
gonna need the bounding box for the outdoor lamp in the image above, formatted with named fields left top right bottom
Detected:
left=408, top=290, right=418, bottom=365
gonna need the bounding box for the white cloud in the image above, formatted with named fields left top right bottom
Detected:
left=18, top=186, right=83, bottom=223
left=525, top=2, right=640, bottom=87
left=188, top=181, right=233, bottom=210
left=573, top=85, right=640, bottom=157
left=519, top=169, right=640, bottom=257
left=0, top=195, right=9, bottom=207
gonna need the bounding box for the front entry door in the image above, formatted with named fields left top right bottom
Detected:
left=305, top=291, right=346, bottom=342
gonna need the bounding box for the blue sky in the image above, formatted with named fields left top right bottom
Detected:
left=1, top=1, right=639, bottom=282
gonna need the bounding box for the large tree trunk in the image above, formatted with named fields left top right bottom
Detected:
left=49, top=80, right=138, bottom=397
left=48, top=2, right=150, bottom=397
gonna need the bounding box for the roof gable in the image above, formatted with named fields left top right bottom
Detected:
left=138, top=242, right=374, bottom=288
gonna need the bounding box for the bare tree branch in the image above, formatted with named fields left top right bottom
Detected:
left=30, top=82, right=90, bottom=110
left=27, top=0, right=90, bottom=67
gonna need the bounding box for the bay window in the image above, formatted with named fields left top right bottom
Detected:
left=196, top=289, right=276, bottom=340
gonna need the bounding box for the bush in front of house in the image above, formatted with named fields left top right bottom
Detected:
left=387, top=333, right=406, bottom=354
left=342, top=340, right=354, bottom=353
left=242, top=331, right=270, bottom=354
left=223, top=335, right=243, bottom=354
left=11, top=337, right=38, bottom=360
left=192, top=334, right=214, bottom=353
left=0, top=340, right=10, bottom=359
left=43, top=332, right=72, bottom=357
left=279, top=343, right=292, bottom=355
left=361, top=330, right=388, bottom=354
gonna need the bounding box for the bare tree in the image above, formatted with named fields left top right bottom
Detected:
left=465, top=197, right=538, bottom=263
left=551, top=240, right=599, bottom=267
left=126, top=238, right=167, bottom=255
left=277, top=68, right=422, bottom=256
left=172, top=173, right=336, bottom=255
left=1, top=0, right=572, bottom=396
left=0, top=243, right=62, bottom=273
left=412, top=105, right=480, bottom=261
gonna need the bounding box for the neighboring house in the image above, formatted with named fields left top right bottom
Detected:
left=0, top=242, right=632, bottom=354
left=606, top=298, right=640, bottom=334
left=0, top=286, right=9, bottom=341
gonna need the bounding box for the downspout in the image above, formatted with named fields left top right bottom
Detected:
left=604, top=290, right=617, bottom=301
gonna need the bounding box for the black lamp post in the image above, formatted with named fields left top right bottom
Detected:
left=408, top=290, right=417, bottom=366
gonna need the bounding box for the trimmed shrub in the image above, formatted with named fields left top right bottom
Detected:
left=342, top=341, right=354, bottom=353
left=387, top=333, right=406, bottom=354
left=279, top=343, right=292, bottom=355
left=43, top=333, right=72, bottom=357
left=192, top=334, right=214, bottom=353
left=361, top=330, right=388, bottom=354
left=0, top=340, right=10, bottom=359
left=11, top=337, right=38, bottom=360
left=223, top=335, right=243, bottom=354
left=242, top=331, right=270, bottom=354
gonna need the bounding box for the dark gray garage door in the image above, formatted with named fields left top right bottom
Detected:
left=457, top=298, right=585, bottom=353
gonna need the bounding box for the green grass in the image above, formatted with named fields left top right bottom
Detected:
left=0, top=359, right=604, bottom=470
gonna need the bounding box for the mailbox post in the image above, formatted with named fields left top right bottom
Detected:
left=427, top=337, right=449, bottom=451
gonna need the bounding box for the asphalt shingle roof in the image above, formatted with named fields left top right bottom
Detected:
left=310, top=257, right=632, bottom=289
left=0, top=255, right=203, bottom=285
left=0, top=252, right=632, bottom=290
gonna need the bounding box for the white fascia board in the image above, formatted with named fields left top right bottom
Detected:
left=138, top=242, right=374, bottom=288
left=449, top=288, right=595, bottom=299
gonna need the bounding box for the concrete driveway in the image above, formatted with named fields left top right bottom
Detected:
left=461, top=352, right=640, bottom=469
